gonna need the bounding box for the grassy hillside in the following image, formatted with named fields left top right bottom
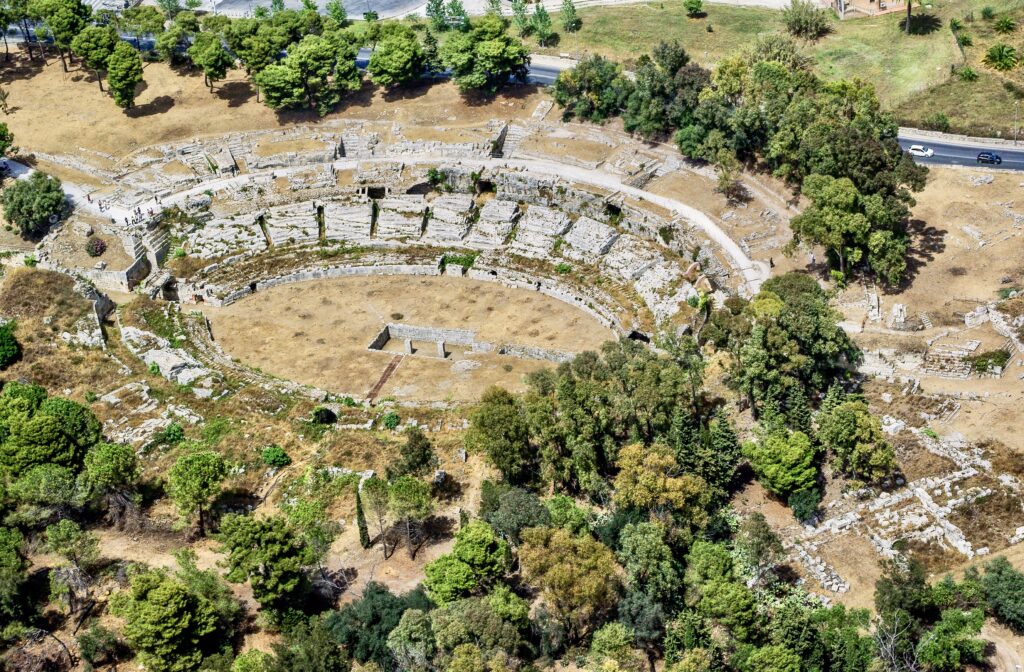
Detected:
left=528, top=0, right=1023, bottom=127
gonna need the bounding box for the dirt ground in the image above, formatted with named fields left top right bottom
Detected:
left=202, top=275, right=614, bottom=402
left=1, top=54, right=546, bottom=158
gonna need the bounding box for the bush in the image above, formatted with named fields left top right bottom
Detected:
left=923, top=112, right=951, bottom=132
left=981, top=6, right=995, bottom=20
left=788, top=488, right=821, bottom=522
left=957, top=32, right=973, bottom=46
left=0, top=322, right=19, bottom=369
left=968, top=349, right=1010, bottom=372
left=85, top=237, right=107, bottom=257
left=381, top=411, right=400, bottom=430
left=312, top=406, right=337, bottom=424
left=261, top=445, right=292, bottom=468
left=156, top=422, right=185, bottom=445
left=994, top=15, right=1016, bottom=33
left=782, top=0, right=832, bottom=39
left=78, top=624, right=120, bottom=669
left=684, top=0, right=703, bottom=17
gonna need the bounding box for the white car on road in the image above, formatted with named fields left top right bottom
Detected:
left=908, top=144, right=934, bottom=158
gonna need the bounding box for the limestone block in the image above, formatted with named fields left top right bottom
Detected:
left=465, top=199, right=519, bottom=249
left=562, top=216, right=619, bottom=262
left=602, top=235, right=663, bottom=281
left=509, top=205, right=571, bottom=259
left=376, top=195, right=426, bottom=240
left=324, top=199, right=373, bottom=242
left=265, top=203, right=319, bottom=246
left=425, top=194, right=475, bottom=242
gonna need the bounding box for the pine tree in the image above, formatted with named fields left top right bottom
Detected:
left=785, top=386, right=812, bottom=435
left=423, top=30, right=440, bottom=74
left=532, top=4, right=553, bottom=45
left=426, top=0, right=447, bottom=31
left=560, top=0, right=579, bottom=32
left=820, top=382, right=846, bottom=416
left=511, top=0, right=530, bottom=36
left=356, top=486, right=371, bottom=549
left=704, top=409, right=741, bottom=492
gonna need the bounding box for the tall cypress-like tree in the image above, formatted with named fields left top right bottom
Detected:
left=785, top=386, right=812, bottom=435
left=356, top=486, right=371, bottom=549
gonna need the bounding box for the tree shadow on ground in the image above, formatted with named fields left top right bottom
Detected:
left=460, top=82, right=544, bottom=108
left=901, top=13, right=942, bottom=35
left=126, top=95, right=175, bottom=118
left=380, top=79, right=437, bottom=103
left=216, top=80, right=255, bottom=108
left=899, top=218, right=947, bottom=290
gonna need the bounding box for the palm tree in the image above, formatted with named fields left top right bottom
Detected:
left=905, top=0, right=913, bottom=34
left=984, top=42, right=1018, bottom=71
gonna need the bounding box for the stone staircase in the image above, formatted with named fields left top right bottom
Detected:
left=919, top=312, right=934, bottom=329
left=498, top=124, right=530, bottom=159
left=922, top=345, right=972, bottom=379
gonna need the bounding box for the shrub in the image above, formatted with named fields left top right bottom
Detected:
left=995, top=15, right=1017, bottom=33
left=788, top=488, right=820, bottom=522
left=949, top=17, right=963, bottom=30
left=426, top=167, right=445, bottom=187
left=782, top=0, right=832, bottom=39
left=684, top=0, right=702, bottom=17
left=85, top=237, right=107, bottom=257
left=157, top=422, right=185, bottom=445
left=984, top=43, right=1017, bottom=71
left=957, top=32, right=973, bottom=46
left=923, top=112, right=951, bottom=132
left=0, top=322, right=19, bottom=369
left=261, top=445, right=292, bottom=468
left=381, top=411, right=400, bottom=430
left=981, top=6, right=995, bottom=20
left=555, top=262, right=572, bottom=275
left=312, top=406, right=337, bottom=424
left=968, top=349, right=1011, bottom=372
left=959, top=65, right=978, bottom=81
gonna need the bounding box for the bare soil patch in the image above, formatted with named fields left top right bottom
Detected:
left=202, top=275, right=614, bottom=402
left=1, top=56, right=546, bottom=158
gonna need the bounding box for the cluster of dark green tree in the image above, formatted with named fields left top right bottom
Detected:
left=552, top=37, right=928, bottom=286
left=0, top=123, right=70, bottom=239
left=0, top=381, right=143, bottom=644
left=8, top=0, right=146, bottom=107
left=699, top=272, right=897, bottom=516
left=10, top=0, right=534, bottom=113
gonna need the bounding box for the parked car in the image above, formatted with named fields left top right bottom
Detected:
left=908, top=144, right=934, bottom=158
left=977, top=152, right=1003, bottom=165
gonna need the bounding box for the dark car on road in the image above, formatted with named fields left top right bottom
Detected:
left=977, top=152, right=1003, bottom=165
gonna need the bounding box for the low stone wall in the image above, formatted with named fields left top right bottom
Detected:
left=498, top=343, right=575, bottom=363
left=388, top=323, right=477, bottom=346
left=189, top=262, right=442, bottom=307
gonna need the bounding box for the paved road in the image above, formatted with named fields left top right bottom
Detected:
left=898, top=133, right=1024, bottom=171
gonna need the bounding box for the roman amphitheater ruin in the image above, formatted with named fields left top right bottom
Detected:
left=24, top=101, right=772, bottom=403
left=17, top=100, right=1024, bottom=603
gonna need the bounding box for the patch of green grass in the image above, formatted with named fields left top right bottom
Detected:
left=532, top=3, right=785, bottom=65
left=807, top=11, right=959, bottom=106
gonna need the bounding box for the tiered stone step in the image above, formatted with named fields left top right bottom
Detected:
left=375, top=196, right=427, bottom=240
left=425, top=194, right=475, bottom=243
left=509, top=205, right=571, bottom=258
left=561, top=216, right=619, bottom=263
left=602, top=234, right=663, bottom=282
left=188, top=216, right=267, bottom=259
left=464, top=199, right=519, bottom=249
left=499, top=124, right=530, bottom=159
left=264, top=203, right=320, bottom=246
left=923, top=345, right=973, bottom=379
left=323, top=198, right=373, bottom=243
